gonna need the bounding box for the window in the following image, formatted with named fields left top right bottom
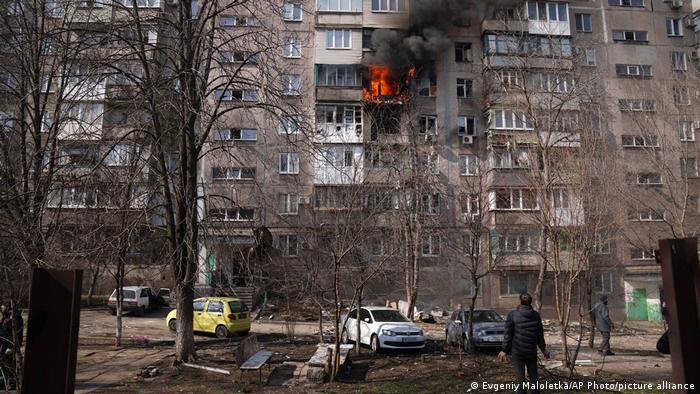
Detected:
left=619, top=99, right=655, bottom=112
left=315, top=105, right=361, bottom=132
left=681, top=158, right=698, bottom=178
left=498, top=234, right=536, bottom=252
left=671, top=51, right=688, bottom=71
left=489, top=109, right=533, bottom=130
left=283, top=37, right=302, bottom=58
left=673, top=87, right=690, bottom=106
left=615, top=64, right=652, bottom=78
left=459, top=154, right=477, bottom=176
left=59, top=145, right=98, bottom=167
left=105, top=144, right=137, bottom=166
left=636, top=173, right=662, bottom=185
left=209, top=208, right=255, bottom=221
left=211, top=167, right=256, bottom=180
left=458, top=116, right=476, bottom=135
left=50, top=187, right=103, bottom=208
left=630, top=248, right=655, bottom=260
left=220, top=51, right=257, bottom=64
left=220, top=15, right=237, bottom=26
left=527, top=2, right=568, bottom=22
left=193, top=301, right=205, bottom=311
left=278, top=193, right=298, bottom=215
left=455, top=42, right=472, bottom=63
left=315, top=65, right=360, bottom=87
left=279, top=235, right=298, bottom=256
left=463, top=234, right=480, bottom=255
left=483, top=34, right=572, bottom=57
left=584, top=48, right=596, bottom=66
left=219, top=15, right=259, bottom=27
left=279, top=115, right=302, bottom=134
left=325, top=29, right=352, bottom=49
left=207, top=301, right=223, bottom=313
left=419, top=115, right=437, bottom=134
left=608, top=0, right=644, bottom=6
left=120, top=0, right=159, bottom=7
left=500, top=274, right=529, bottom=296
left=529, top=72, right=573, bottom=92
left=281, top=74, right=301, bottom=95
left=283, top=1, right=302, bottom=21
left=551, top=189, right=570, bottom=209
left=421, top=234, right=440, bottom=256
left=666, top=18, right=683, bottom=37
left=421, top=193, right=440, bottom=215
left=456, top=79, right=473, bottom=98
left=66, top=103, right=103, bottom=125
left=213, top=128, right=257, bottom=141
left=595, top=236, right=612, bottom=254
left=460, top=193, right=480, bottom=216
left=279, top=153, right=300, bottom=174
left=494, top=189, right=538, bottom=210
left=416, top=77, right=437, bottom=97
left=637, top=208, right=664, bottom=221
left=215, top=89, right=258, bottom=102
left=0, top=112, right=13, bottom=132
left=678, top=121, right=695, bottom=142
left=594, top=272, right=613, bottom=293
left=368, top=237, right=385, bottom=256
left=371, top=0, right=407, bottom=12
left=497, top=70, right=522, bottom=89
left=612, top=30, right=648, bottom=42
left=621, top=135, right=658, bottom=147
left=575, top=13, right=592, bottom=32
left=491, top=149, right=530, bottom=169
left=316, top=0, right=362, bottom=12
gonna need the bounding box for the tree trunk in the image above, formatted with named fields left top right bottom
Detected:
left=331, top=259, right=341, bottom=382
left=116, top=268, right=123, bottom=347
left=175, top=281, right=196, bottom=363
left=86, top=265, right=101, bottom=307
left=318, top=306, right=324, bottom=343
left=586, top=277, right=596, bottom=348
left=356, top=286, right=363, bottom=355
left=466, top=279, right=480, bottom=352
left=533, top=228, right=548, bottom=311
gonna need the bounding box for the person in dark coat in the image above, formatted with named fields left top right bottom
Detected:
left=498, top=293, right=550, bottom=394
left=0, top=309, right=10, bottom=357
left=11, top=308, right=23, bottom=349
left=593, top=294, right=614, bottom=355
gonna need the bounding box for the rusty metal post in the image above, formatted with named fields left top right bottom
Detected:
left=22, top=269, right=82, bottom=394
left=658, top=238, right=700, bottom=392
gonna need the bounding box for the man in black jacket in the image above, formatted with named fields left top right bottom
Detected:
left=498, top=293, right=550, bottom=394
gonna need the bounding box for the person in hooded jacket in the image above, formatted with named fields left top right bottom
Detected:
left=498, top=293, right=550, bottom=394
left=593, top=294, right=614, bottom=355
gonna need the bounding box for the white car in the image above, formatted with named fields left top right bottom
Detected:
left=341, top=307, right=425, bottom=352
left=107, top=286, right=156, bottom=316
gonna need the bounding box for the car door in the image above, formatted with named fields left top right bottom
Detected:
left=202, top=300, right=225, bottom=333
left=192, top=300, right=206, bottom=331
left=346, top=309, right=358, bottom=341
left=139, top=289, right=149, bottom=308
left=359, top=308, right=373, bottom=345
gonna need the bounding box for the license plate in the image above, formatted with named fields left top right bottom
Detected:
left=402, top=337, right=420, bottom=343
left=487, top=336, right=503, bottom=342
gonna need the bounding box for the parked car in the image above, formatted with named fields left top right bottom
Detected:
left=341, top=307, right=425, bottom=353
left=107, top=286, right=159, bottom=316
left=165, top=297, right=250, bottom=338
left=445, top=308, right=506, bottom=350
left=158, top=288, right=172, bottom=306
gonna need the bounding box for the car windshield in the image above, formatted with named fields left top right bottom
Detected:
left=371, top=310, right=409, bottom=322
left=472, top=311, right=504, bottom=323
left=110, top=289, right=136, bottom=300
left=228, top=301, right=249, bottom=313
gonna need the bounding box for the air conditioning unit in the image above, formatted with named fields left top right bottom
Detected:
left=299, top=196, right=311, bottom=205
left=669, top=0, right=683, bottom=9
left=462, top=135, right=474, bottom=145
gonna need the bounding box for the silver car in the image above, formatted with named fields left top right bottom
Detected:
left=445, top=308, right=506, bottom=350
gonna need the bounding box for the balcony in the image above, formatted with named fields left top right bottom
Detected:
left=315, top=124, right=363, bottom=144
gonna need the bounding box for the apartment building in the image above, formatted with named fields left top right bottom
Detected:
left=2, top=0, right=696, bottom=319
left=197, top=0, right=700, bottom=321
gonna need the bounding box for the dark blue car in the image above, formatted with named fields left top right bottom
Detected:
left=445, top=308, right=506, bottom=350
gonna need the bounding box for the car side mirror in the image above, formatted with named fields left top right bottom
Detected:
left=363, top=318, right=370, bottom=323
left=454, top=320, right=462, bottom=325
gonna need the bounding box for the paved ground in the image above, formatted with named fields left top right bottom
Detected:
left=75, top=307, right=672, bottom=392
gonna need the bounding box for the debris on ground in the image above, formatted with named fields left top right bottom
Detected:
left=137, top=366, right=160, bottom=378
left=181, top=363, right=231, bottom=375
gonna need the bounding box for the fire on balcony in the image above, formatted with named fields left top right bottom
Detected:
left=363, top=65, right=415, bottom=104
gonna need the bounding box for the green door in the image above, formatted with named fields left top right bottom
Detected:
left=627, top=288, right=649, bottom=321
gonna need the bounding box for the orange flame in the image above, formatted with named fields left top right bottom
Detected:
left=363, top=65, right=415, bottom=103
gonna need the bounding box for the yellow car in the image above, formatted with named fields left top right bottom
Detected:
left=166, top=297, right=251, bottom=338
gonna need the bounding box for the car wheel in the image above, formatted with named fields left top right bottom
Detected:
left=168, top=319, right=177, bottom=332
left=370, top=334, right=380, bottom=353
left=341, top=329, right=349, bottom=345
left=215, top=325, right=229, bottom=338
left=135, top=306, right=145, bottom=317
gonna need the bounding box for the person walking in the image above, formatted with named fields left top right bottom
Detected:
left=498, top=293, right=550, bottom=394
left=593, top=294, right=614, bottom=356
